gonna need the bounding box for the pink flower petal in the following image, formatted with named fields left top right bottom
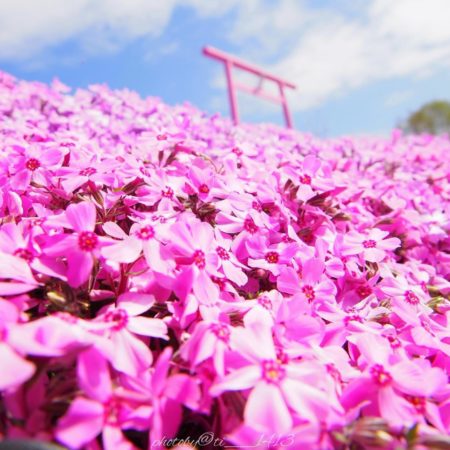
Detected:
left=67, top=250, right=93, bottom=287
left=101, top=237, right=142, bottom=263
left=56, top=397, right=104, bottom=449
left=0, top=343, right=35, bottom=390
left=127, top=316, right=168, bottom=339
left=245, top=382, right=292, bottom=434
left=66, top=201, right=96, bottom=232
left=77, top=346, right=112, bottom=402
left=210, top=365, right=261, bottom=396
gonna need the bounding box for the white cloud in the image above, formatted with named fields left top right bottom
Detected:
left=266, top=0, right=450, bottom=109
left=0, top=0, right=242, bottom=62
left=0, top=0, right=180, bottom=60
left=1, top=0, right=450, bottom=112
left=207, top=0, right=450, bottom=113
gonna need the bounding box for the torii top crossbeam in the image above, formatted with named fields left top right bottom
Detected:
left=203, top=46, right=296, bottom=128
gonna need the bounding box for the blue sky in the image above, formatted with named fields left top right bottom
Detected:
left=1, top=0, right=450, bottom=137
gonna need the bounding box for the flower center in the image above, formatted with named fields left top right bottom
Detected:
left=193, top=250, right=206, bottom=269
left=79, top=167, right=97, bottom=177
left=210, top=323, right=230, bottom=342
left=302, top=285, right=315, bottom=302
left=78, top=231, right=98, bottom=251
left=300, top=174, right=311, bottom=185
left=387, top=335, right=401, bottom=348
left=216, top=246, right=229, bottom=260
left=252, top=201, right=262, bottom=212
left=344, top=313, right=363, bottom=325
left=370, top=364, right=392, bottom=386
left=13, top=248, right=33, bottom=262
left=137, top=225, right=155, bottom=240
left=105, top=309, right=128, bottom=331
left=404, top=290, right=420, bottom=305
left=265, top=251, right=279, bottom=264
left=25, top=158, right=40, bottom=171
left=262, top=360, right=286, bottom=384
left=0, top=328, right=8, bottom=342
left=211, top=276, right=226, bottom=291
left=357, top=285, right=372, bottom=298
left=104, top=398, right=121, bottom=425
left=276, top=349, right=289, bottom=365
left=198, top=184, right=210, bottom=194
left=162, top=187, right=174, bottom=198
left=363, top=239, right=377, bottom=248
left=405, top=395, right=426, bottom=414
left=244, top=217, right=258, bottom=234
left=156, top=134, right=167, bottom=141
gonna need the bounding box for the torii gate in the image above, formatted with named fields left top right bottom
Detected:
left=203, top=46, right=296, bottom=128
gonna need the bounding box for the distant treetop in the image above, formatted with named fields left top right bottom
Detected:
left=401, top=100, right=450, bottom=135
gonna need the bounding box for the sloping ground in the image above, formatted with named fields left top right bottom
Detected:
left=0, top=70, right=449, bottom=449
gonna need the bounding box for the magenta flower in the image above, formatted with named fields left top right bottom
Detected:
left=56, top=347, right=141, bottom=449
left=0, top=221, right=66, bottom=281
left=184, top=164, right=218, bottom=201
left=379, top=275, right=432, bottom=325
left=180, top=318, right=232, bottom=376
left=214, top=229, right=248, bottom=285
left=10, top=144, right=65, bottom=190
left=293, top=155, right=334, bottom=202
left=45, top=202, right=112, bottom=287
left=57, top=154, right=117, bottom=193
left=247, top=235, right=300, bottom=276
left=101, top=221, right=171, bottom=274
left=0, top=252, right=40, bottom=295
left=211, top=308, right=340, bottom=434
left=342, top=333, right=447, bottom=427
left=93, top=292, right=168, bottom=376
left=277, top=258, right=337, bottom=305
left=168, top=218, right=220, bottom=304
left=343, top=228, right=401, bottom=263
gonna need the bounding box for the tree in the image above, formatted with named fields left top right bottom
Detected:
left=401, top=100, right=450, bottom=135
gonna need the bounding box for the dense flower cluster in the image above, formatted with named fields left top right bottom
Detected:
left=0, top=70, right=449, bottom=450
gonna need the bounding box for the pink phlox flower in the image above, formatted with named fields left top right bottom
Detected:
left=56, top=347, right=142, bottom=450
left=184, top=163, right=220, bottom=201
left=180, top=316, right=232, bottom=376
left=277, top=258, right=337, bottom=306
left=0, top=221, right=66, bottom=281
left=93, top=292, right=168, bottom=376
left=213, top=229, right=248, bottom=285
left=120, top=347, right=201, bottom=448
left=246, top=234, right=300, bottom=276
left=135, top=169, right=183, bottom=211
left=10, top=144, right=65, bottom=190
left=0, top=252, right=40, bottom=295
left=342, top=333, right=447, bottom=427
left=168, top=218, right=221, bottom=304
left=343, top=228, right=401, bottom=263
left=379, top=275, right=432, bottom=326
left=58, top=155, right=118, bottom=193
left=285, top=155, right=335, bottom=202
left=211, top=307, right=338, bottom=434
left=45, top=201, right=113, bottom=287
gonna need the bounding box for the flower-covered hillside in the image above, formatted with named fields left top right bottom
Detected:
left=0, top=70, right=449, bottom=449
